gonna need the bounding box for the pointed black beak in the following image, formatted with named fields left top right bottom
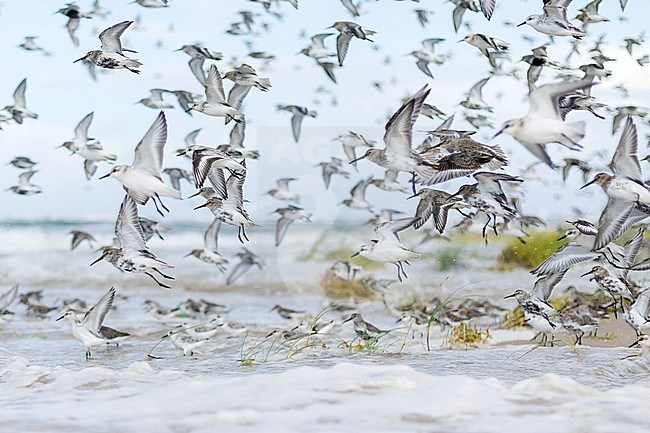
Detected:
left=177, top=150, right=187, bottom=156
left=188, top=191, right=201, bottom=198
left=517, top=22, right=526, bottom=27
left=184, top=107, right=193, bottom=113
left=351, top=251, right=360, bottom=258
left=98, top=173, right=111, bottom=180
left=89, top=256, right=103, bottom=266
left=342, top=316, right=354, bottom=324
left=492, top=129, right=504, bottom=139
left=504, top=293, right=516, bottom=299
left=56, top=315, right=65, bottom=321
left=580, top=179, right=596, bottom=190
left=73, top=56, right=86, bottom=63
left=580, top=270, right=594, bottom=277
left=349, top=155, right=366, bottom=164
left=557, top=234, right=568, bottom=241
left=194, top=203, right=207, bottom=210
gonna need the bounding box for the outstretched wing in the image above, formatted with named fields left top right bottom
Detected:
left=99, top=21, right=132, bottom=53
left=115, top=195, right=147, bottom=251
left=132, top=111, right=167, bottom=177
left=82, top=287, right=116, bottom=335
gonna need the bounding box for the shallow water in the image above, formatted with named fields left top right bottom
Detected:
left=1, top=223, right=650, bottom=432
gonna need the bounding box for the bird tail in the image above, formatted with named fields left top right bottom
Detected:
left=106, top=153, right=117, bottom=161
left=559, top=121, right=586, bottom=150
left=256, top=78, right=272, bottom=91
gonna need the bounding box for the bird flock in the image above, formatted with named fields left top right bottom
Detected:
left=3, top=0, right=650, bottom=358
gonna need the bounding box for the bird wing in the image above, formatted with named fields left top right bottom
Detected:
left=291, top=113, right=304, bottom=142
left=468, top=77, right=489, bottom=104
left=204, top=218, right=222, bottom=252
left=416, top=59, right=433, bottom=78
left=192, top=148, right=228, bottom=189
left=208, top=167, right=228, bottom=199
left=480, top=0, right=496, bottom=20
left=225, top=161, right=246, bottom=206
left=414, top=198, right=434, bottom=229
left=132, top=111, right=167, bottom=177
left=351, top=177, right=372, bottom=200
left=593, top=198, right=636, bottom=251
left=544, top=0, right=572, bottom=21
left=205, top=64, right=226, bottom=104
left=67, top=17, right=80, bottom=46
left=115, top=195, right=147, bottom=251
left=384, top=85, right=429, bottom=162
left=528, top=80, right=593, bottom=120
left=531, top=270, right=567, bottom=301
left=184, top=129, right=201, bottom=146
left=74, top=112, right=94, bottom=141
left=82, top=287, right=116, bottom=335
left=0, top=285, right=18, bottom=312
left=18, top=170, right=37, bottom=186
left=84, top=160, right=97, bottom=180
left=312, top=33, right=333, bottom=49
left=610, top=117, right=641, bottom=181
left=229, top=120, right=246, bottom=148
left=188, top=57, right=206, bottom=86
left=226, top=261, right=252, bottom=285
left=375, top=217, right=419, bottom=245
left=13, top=78, right=27, bottom=107
left=227, top=84, right=251, bottom=111
left=275, top=216, right=295, bottom=247
left=99, top=21, right=132, bottom=53
left=531, top=242, right=598, bottom=275
left=336, top=33, right=352, bottom=66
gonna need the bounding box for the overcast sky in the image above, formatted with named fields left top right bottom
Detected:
left=0, top=0, right=648, bottom=226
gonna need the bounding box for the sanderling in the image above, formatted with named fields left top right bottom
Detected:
left=267, top=178, right=300, bottom=202
left=518, top=0, right=585, bottom=39
left=274, top=205, right=312, bottom=247
left=316, top=157, right=350, bottom=189
left=57, top=3, right=91, bottom=47
left=342, top=313, right=386, bottom=340
left=74, top=21, right=142, bottom=74
left=581, top=118, right=650, bottom=250
left=334, top=131, right=376, bottom=169
left=57, top=287, right=117, bottom=359
left=8, top=156, right=37, bottom=169
left=277, top=105, right=317, bottom=142
left=341, top=177, right=374, bottom=211
left=505, top=271, right=567, bottom=346
left=18, top=36, right=50, bottom=56
left=138, top=89, right=174, bottom=109
left=494, top=80, right=594, bottom=167
left=185, top=218, right=229, bottom=272
left=168, top=331, right=209, bottom=356
left=623, top=289, right=650, bottom=336
left=300, top=33, right=336, bottom=60
left=178, top=145, right=246, bottom=198
left=328, top=21, right=375, bottom=66
left=575, top=0, right=609, bottom=29
left=414, top=9, right=432, bottom=27
left=408, top=189, right=467, bottom=233
left=371, top=170, right=408, bottom=192
left=4, top=78, right=38, bottom=124
left=162, top=168, right=193, bottom=192
left=175, top=44, right=223, bottom=85
left=460, top=77, right=492, bottom=111
left=133, top=0, right=169, bottom=8
left=90, top=195, right=175, bottom=289
left=450, top=0, right=480, bottom=33
left=562, top=158, right=593, bottom=183
left=411, top=38, right=445, bottom=78
left=189, top=64, right=243, bottom=123
left=223, top=63, right=271, bottom=92
left=100, top=111, right=181, bottom=216
left=353, top=217, right=421, bottom=282
left=368, top=209, right=403, bottom=227
left=90, top=0, right=110, bottom=18
left=194, top=161, right=259, bottom=243
left=59, top=112, right=117, bottom=180
left=9, top=170, right=41, bottom=195
left=461, top=34, right=508, bottom=58
left=612, top=106, right=646, bottom=135
left=69, top=230, right=97, bottom=250
left=581, top=265, right=635, bottom=318
left=226, top=248, right=264, bottom=285
left=350, top=86, right=438, bottom=191
left=139, top=217, right=169, bottom=241
left=271, top=304, right=305, bottom=320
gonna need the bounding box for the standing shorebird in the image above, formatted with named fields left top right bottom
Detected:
left=581, top=117, right=650, bottom=250
left=100, top=111, right=181, bottom=217
left=350, top=85, right=438, bottom=192
left=90, top=196, right=175, bottom=289
left=581, top=265, right=634, bottom=318
left=74, top=21, right=142, bottom=74
left=57, top=287, right=118, bottom=359
left=342, top=313, right=386, bottom=340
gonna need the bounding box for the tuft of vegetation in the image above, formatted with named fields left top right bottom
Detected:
left=445, top=321, right=490, bottom=349
left=320, top=269, right=377, bottom=300
left=499, top=230, right=566, bottom=269
left=502, top=305, right=527, bottom=329
left=435, top=247, right=464, bottom=271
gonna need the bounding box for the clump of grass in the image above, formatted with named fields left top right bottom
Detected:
left=502, top=305, right=527, bottom=329
left=499, top=230, right=566, bottom=269
left=436, top=247, right=463, bottom=271
left=323, top=246, right=384, bottom=270
left=320, top=269, right=377, bottom=300
left=595, top=332, right=618, bottom=341
left=445, top=321, right=490, bottom=349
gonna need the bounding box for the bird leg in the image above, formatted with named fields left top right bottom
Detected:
left=410, top=172, right=417, bottom=195
left=242, top=226, right=250, bottom=242
left=482, top=214, right=492, bottom=238
left=153, top=268, right=175, bottom=280
left=398, top=261, right=409, bottom=280
left=457, top=209, right=472, bottom=218
left=559, top=133, right=583, bottom=151
left=86, top=348, right=91, bottom=360
left=145, top=272, right=171, bottom=289
left=155, top=193, right=170, bottom=212
left=151, top=197, right=165, bottom=217
left=394, top=263, right=403, bottom=283
left=492, top=217, right=498, bottom=235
